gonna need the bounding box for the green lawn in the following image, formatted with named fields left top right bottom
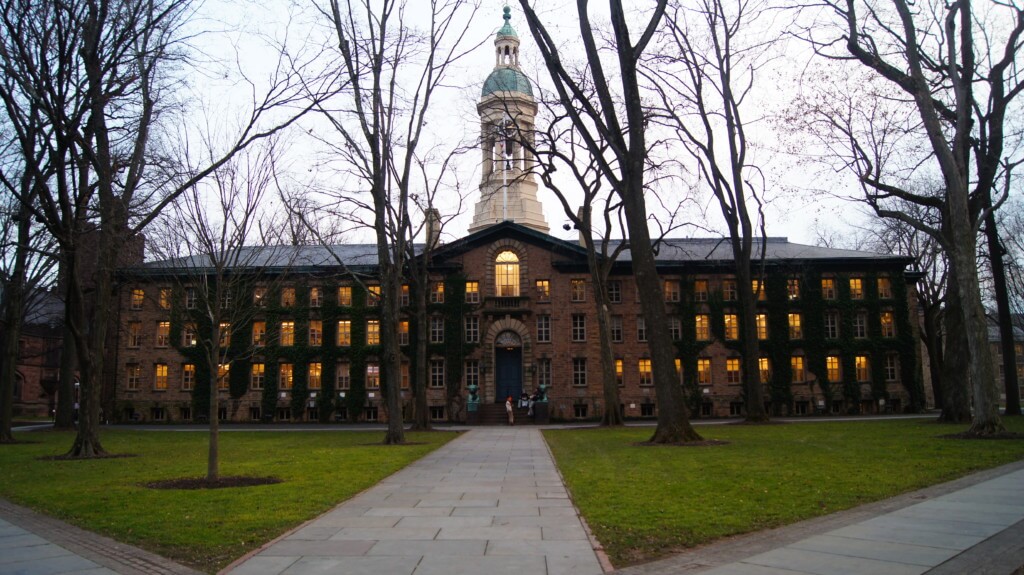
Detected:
left=545, top=418, right=1024, bottom=567
left=0, top=429, right=456, bottom=572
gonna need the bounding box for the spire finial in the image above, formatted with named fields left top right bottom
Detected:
left=503, top=5, right=511, bottom=22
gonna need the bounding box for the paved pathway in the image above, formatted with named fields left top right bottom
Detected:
left=224, top=427, right=605, bottom=575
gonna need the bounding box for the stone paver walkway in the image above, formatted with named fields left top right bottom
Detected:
left=224, top=427, right=605, bottom=575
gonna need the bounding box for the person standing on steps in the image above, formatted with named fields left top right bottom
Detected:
left=506, top=395, right=514, bottom=426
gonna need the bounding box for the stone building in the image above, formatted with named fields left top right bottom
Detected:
left=109, top=8, right=925, bottom=423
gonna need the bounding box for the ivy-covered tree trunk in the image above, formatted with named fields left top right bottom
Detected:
left=586, top=255, right=622, bottom=427
left=939, top=269, right=972, bottom=423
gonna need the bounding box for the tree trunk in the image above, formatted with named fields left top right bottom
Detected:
left=736, top=263, right=768, bottom=422
left=410, top=279, right=430, bottom=431
left=985, top=212, right=1021, bottom=416
left=921, top=304, right=945, bottom=411
left=938, top=274, right=972, bottom=423
left=379, top=253, right=406, bottom=445
left=54, top=296, right=77, bottom=430
left=0, top=200, right=32, bottom=443
left=587, top=253, right=623, bottom=427
left=207, top=328, right=220, bottom=481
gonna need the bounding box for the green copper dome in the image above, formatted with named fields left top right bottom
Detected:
left=481, top=67, right=533, bottom=97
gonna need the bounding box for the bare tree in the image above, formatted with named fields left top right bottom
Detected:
left=517, top=0, right=702, bottom=442
left=645, top=0, right=772, bottom=421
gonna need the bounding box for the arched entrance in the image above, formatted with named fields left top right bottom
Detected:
left=494, top=331, right=523, bottom=402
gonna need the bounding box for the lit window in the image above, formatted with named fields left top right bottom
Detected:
left=281, top=287, right=296, bottom=307
left=615, top=359, right=623, bottom=386
left=310, top=288, right=322, bottom=308
left=466, top=281, right=480, bottom=303
left=537, top=315, right=551, bottom=343
left=639, top=359, right=653, bottom=386
left=401, top=284, right=410, bottom=306
left=495, top=251, right=520, bottom=297
left=430, top=316, right=444, bottom=343
left=336, top=363, right=350, bottom=389
left=130, top=289, right=145, bottom=310
left=127, top=322, right=142, bottom=348
left=885, top=354, right=899, bottom=381
left=791, top=356, right=805, bottom=383
left=723, top=280, right=737, bottom=301
left=636, top=316, right=647, bottom=342
left=756, top=313, right=768, bottom=340
left=856, top=355, right=870, bottom=381
left=338, top=286, right=352, bottom=306
left=309, top=363, right=322, bottom=389
left=337, top=320, right=351, bottom=346
left=399, top=320, right=409, bottom=345
left=694, top=280, right=709, bottom=302
left=849, top=278, right=863, bottom=299
left=878, top=278, right=892, bottom=299
left=570, top=279, right=586, bottom=302
left=156, top=322, right=170, bottom=348
left=465, top=316, right=479, bottom=343
left=724, top=314, right=739, bottom=340
left=252, top=322, right=266, bottom=346
left=279, top=363, right=293, bottom=389
left=726, top=358, right=740, bottom=384
left=787, top=279, right=800, bottom=300
left=309, top=320, right=322, bottom=346
left=535, top=279, right=550, bottom=301
left=696, top=314, right=710, bottom=340
left=854, top=312, right=868, bottom=338
left=217, top=364, right=229, bottom=390
left=253, top=287, right=267, bottom=307
left=571, top=314, right=586, bottom=341
left=219, top=322, right=231, bottom=347
left=159, top=288, right=171, bottom=310
left=367, top=285, right=381, bottom=306
left=572, top=358, right=587, bottom=386
left=366, top=362, right=380, bottom=388
left=880, top=311, right=896, bottom=337
left=430, top=282, right=445, bottom=304
left=182, top=363, right=195, bottom=390
left=430, top=359, right=445, bottom=388
left=759, top=357, right=771, bottom=383
left=826, top=355, right=840, bottom=382
left=280, top=321, right=295, bottom=346
left=664, top=280, right=680, bottom=302
left=607, top=280, right=621, bottom=303
left=251, top=363, right=264, bottom=390
left=154, top=363, right=168, bottom=390
left=182, top=323, right=197, bottom=347
left=697, top=358, right=711, bottom=385
left=821, top=278, right=836, bottom=300
left=367, top=320, right=380, bottom=345
left=788, top=313, right=802, bottom=339
left=675, top=358, right=683, bottom=383
left=752, top=280, right=766, bottom=301
left=126, top=364, right=141, bottom=390
left=824, top=312, right=839, bottom=339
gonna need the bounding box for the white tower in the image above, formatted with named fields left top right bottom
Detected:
left=468, top=6, right=549, bottom=234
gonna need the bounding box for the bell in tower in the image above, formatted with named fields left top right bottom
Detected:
left=468, top=6, right=549, bottom=235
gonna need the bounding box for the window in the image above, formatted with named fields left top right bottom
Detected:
left=251, top=363, right=264, bottom=390
left=694, top=280, right=709, bottom=302
left=611, top=315, right=623, bottom=342
left=154, top=363, right=168, bottom=390
left=367, top=320, right=380, bottom=345
left=535, top=279, right=550, bottom=301
left=217, top=364, right=230, bottom=390
left=756, top=313, right=768, bottom=340
left=130, top=289, right=144, bottom=310
left=787, top=279, right=800, bottom=300
left=696, top=314, right=710, bottom=340
left=280, top=321, right=295, bottom=346
left=638, top=359, right=653, bottom=386
left=723, top=280, right=737, bottom=301
left=399, top=320, right=409, bottom=345
left=159, top=288, right=171, bottom=310
left=182, top=363, right=196, bottom=390
left=607, top=280, right=621, bottom=303
left=574, top=404, right=589, bottom=419
left=309, top=320, right=322, bottom=346
left=465, top=316, right=479, bottom=343
left=826, top=355, right=840, bottom=382
left=182, top=323, right=198, bottom=347
left=791, top=356, right=805, bottom=383
left=538, top=358, right=551, bottom=389
left=759, top=357, right=771, bottom=383
left=788, top=313, right=803, bottom=339
left=127, top=322, right=142, bottom=348
left=675, top=358, right=683, bottom=383
left=856, top=355, right=870, bottom=381
left=570, top=279, right=586, bottom=302
left=697, top=358, right=712, bottom=385
left=429, top=406, right=446, bottom=421
left=571, top=314, right=586, bottom=341
left=824, top=312, right=839, bottom=339
left=430, top=359, right=445, bottom=388
left=337, top=320, right=351, bottom=346
left=821, top=278, right=836, bottom=300
left=338, top=286, right=352, bottom=306
left=280, top=363, right=293, bottom=389
left=465, top=360, right=479, bottom=389
left=126, top=363, right=141, bottom=390
left=885, top=354, right=899, bottom=381
left=151, top=407, right=166, bottom=421
left=402, top=363, right=410, bottom=390
left=495, top=251, right=520, bottom=297
left=430, top=282, right=445, bottom=304
left=637, top=316, right=647, bottom=342
left=220, top=290, right=232, bottom=310
left=752, top=280, right=766, bottom=301
left=281, top=287, right=296, bottom=307
left=251, top=321, right=266, bottom=347
left=310, top=287, right=322, bottom=308
left=466, top=281, right=480, bottom=303
left=366, top=362, right=380, bottom=388
left=669, top=317, right=682, bottom=340
left=537, top=315, right=551, bottom=343
left=219, top=322, right=231, bottom=347
left=664, top=279, right=680, bottom=302
left=430, top=316, right=444, bottom=343
left=726, top=358, right=740, bottom=384
left=880, top=311, right=896, bottom=337
left=878, top=277, right=892, bottom=299
left=724, top=314, right=739, bottom=340
left=367, top=285, right=381, bottom=306
left=309, top=363, right=322, bottom=389
left=253, top=287, right=267, bottom=307
left=336, top=363, right=350, bottom=389
left=854, top=312, right=868, bottom=338
left=572, top=358, right=587, bottom=386
left=615, top=359, right=623, bottom=386
left=849, top=278, right=864, bottom=299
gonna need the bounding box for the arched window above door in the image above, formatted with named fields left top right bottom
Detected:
left=495, top=250, right=520, bottom=297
